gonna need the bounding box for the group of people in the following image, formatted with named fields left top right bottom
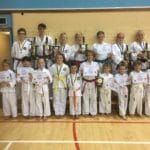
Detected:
left=0, top=23, right=150, bottom=120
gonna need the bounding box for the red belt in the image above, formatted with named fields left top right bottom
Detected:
left=82, top=78, right=96, bottom=94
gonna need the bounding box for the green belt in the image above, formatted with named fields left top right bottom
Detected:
left=95, top=59, right=107, bottom=63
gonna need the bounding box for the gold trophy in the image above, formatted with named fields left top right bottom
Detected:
left=96, top=77, right=103, bottom=87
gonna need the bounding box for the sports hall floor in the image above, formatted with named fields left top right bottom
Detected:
left=0, top=106, right=150, bottom=150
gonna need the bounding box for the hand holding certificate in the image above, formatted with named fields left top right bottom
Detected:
left=0, top=71, right=11, bottom=87
left=32, top=70, right=48, bottom=84
left=17, top=67, right=30, bottom=81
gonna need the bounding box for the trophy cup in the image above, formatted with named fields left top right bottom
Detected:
left=96, top=77, right=103, bottom=87
left=79, top=36, right=88, bottom=53
left=138, top=42, right=148, bottom=62
left=31, top=37, right=38, bottom=68
left=43, top=37, right=50, bottom=59
left=51, top=38, right=60, bottom=56
left=124, top=45, right=129, bottom=61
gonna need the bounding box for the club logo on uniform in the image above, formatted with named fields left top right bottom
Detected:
left=63, top=68, right=67, bottom=71
left=23, top=47, right=27, bottom=50
left=77, top=77, right=80, bottom=80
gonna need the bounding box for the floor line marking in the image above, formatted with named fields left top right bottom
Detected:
left=0, top=140, right=150, bottom=145
left=72, top=121, right=80, bottom=150
left=4, top=142, right=12, bottom=150
left=0, top=120, right=150, bottom=124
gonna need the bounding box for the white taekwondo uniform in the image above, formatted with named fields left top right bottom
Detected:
left=67, top=73, right=82, bottom=115
left=17, top=66, right=35, bottom=117
left=0, top=70, right=17, bottom=117
left=80, top=61, right=99, bottom=115
left=50, top=63, right=69, bottom=116
left=114, top=73, right=129, bottom=117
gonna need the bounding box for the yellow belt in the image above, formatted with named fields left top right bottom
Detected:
left=53, top=76, right=67, bottom=94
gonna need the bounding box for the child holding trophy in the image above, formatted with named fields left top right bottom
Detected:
left=79, top=50, right=99, bottom=116
left=31, top=23, right=54, bottom=68
left=99, top=63, right=114, bottom=115
left=67, top=62, right=82, bottom=119
left=129, top=61, right=147, bottom=116
left=17, top=57, right=35, bottom=118
left=70, top=32, right=87, bottom=67
left=0, top=60, right=17, bottom=119
left=32, top=58, right=52, bottom=120
left=114, top=63, right=129, bottom=119
left=50, top=52, right=69, bottom=117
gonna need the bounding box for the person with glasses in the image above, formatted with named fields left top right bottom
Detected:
left=112, top=32, right=128, bottom=72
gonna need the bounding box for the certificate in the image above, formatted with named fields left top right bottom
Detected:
left=0, top=71, right=10, bottom=82
left=17, top=67, right=30, bottom=81
left=106, top=79, right=119, bottom=93
left=83, top=66, right=97, bottom=76
left=32, top=70, right=47, bottom=83
left=132, top=72, right=147, bottom=84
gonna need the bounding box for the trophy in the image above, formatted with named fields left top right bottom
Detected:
left=124, top=45, right=129, bottom=61
left=52, top=38, right=60, bottom=54
left=43, top=37, right=50, bottom=59
left=30, top=37, right=38, bottom=68
left=138, top=42, right=149, bottom=62
left=79, top=36, right=88, bottom=53
left=96, top=77, right=103, bottom=87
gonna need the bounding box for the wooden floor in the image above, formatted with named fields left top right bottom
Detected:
left=0, top=111, right=150, bottom=150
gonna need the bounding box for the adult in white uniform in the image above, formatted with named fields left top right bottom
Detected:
left=130, top=30, right=150, bottom=71
left=11, top=28, right=31, bottom=71
left=112, top=32, right=128, bottom=71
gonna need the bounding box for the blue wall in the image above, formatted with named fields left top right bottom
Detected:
left=0, top=0, right=150, bottom=10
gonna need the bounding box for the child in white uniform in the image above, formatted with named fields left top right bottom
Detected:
left=70, top=32, right=86, bottom=67
left=80, top=50, right=99, bottom=116
left=145, top=68, right=150, bottom=116
left=17, top=57, right=35, bottom=118
left=59, top=32, right=72, bottom=63
left=11, top=28, right=31, bottom=71
left=99, top=63, right=113, bottom=114
left=114, top=63, right=129, bottom=119
left=50, top=52, right=69, bottom=117
left=32, top=58, right=52, bottom=120
left=32, top=23, right=53, bottom=68
left=67, top=63, right=82, bottom=118
left=92, top=31, right=112, bottom=70
left=0, top=60, right=17, bottom=119
left=129, top=61, right=147, bottom=116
